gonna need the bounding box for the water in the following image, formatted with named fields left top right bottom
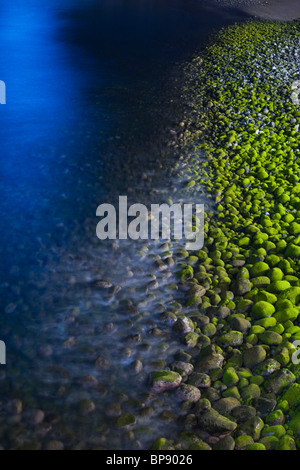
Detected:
left=0, top=0, right=248, bottom=450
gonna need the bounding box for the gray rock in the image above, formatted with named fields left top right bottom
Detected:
left=176, top=384, right=201, bottom=403
left=235, top=278, right=251, bottom=295
left=237, top=416, right=264, bottom=441
left=201, top=387, right=221, bottom=402
left=243, top=345, right=266, bottom=369
left=194, top=352, right=224, bottom=374
left=198, top=408, right=237, bottom=436
left=188, top=372, right=211, bottom=388
left=231, top=405, right=256, bottom=423
left=171, top=361, right=194, bottom=377
left=254, top=359, right=281, bottom=376
left=213, top=397, right=240, bottom=416
left=213, top=435, right=235, bottom=450
left=173, top=317, right=194, bottom=335
left=230, top=317, right=251, bottom=333
left=265, top=369, right=296, bottom=394
left=252, top=397, right=276, bottom=416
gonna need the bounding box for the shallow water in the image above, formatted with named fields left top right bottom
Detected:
left=0, top=0, right=248, bottom=449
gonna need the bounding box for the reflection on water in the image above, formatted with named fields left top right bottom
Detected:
left=0, top=0, right=248, bottom=449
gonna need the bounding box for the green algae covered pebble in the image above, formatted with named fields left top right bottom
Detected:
left=261, top=425, right=286, bottom=439
left=245, top=443, right=266, bottom=450
left=235, top=435, right=253, bottom=450
left=258, top=331, right=282, bottom=346
left=178, top=265, right=194, bottom=282
left=255, top=317, right=277, bottom=328
left=255, top=291, right=277, bottom=304
left=223, top=367, right=239, bottom=386
left=252, top=301, right=275, bottom=319
left=151, top=371, right=182, bottom=394
left=268, top=280, right=291, bottom=293
left=251, top=262, right=269, bottom=277
left=151, top=438, right=174, bottom=450
left=288, top=413, right=300, bottom=434
left=189, top=441, right=212, bottom=450
left=278, top=435, right=296, bottom=450
left=117, top=413, right=136, bottom=427
left=259, top=436, right=279, bottom=450
left=286, top=244, right=300, bottom=258
left=274, top=307, right=299, bottom=322
left=252, top=276, right=271, bottom=289
left=218, top=331, right=243, bottom=347
left=266, top=409, right=285, bottom=426
left=279, top=287, right=300, bottom=305
left=269, top=268, right=284, bottom=282
left=282, top=383, right=300, bottom=406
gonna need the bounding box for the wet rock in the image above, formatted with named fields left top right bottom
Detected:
left=182, top=332, right=199, bottom=348
left=105, top=403, right=122, bottom=418
left=159, top=410, right=177, bottom=422
left=38, top=345, right=53, bottom=358
left=265, top=369, right=296, bottom=394
left=151, top=438, right=175, bottom=450
left=117, top=413, right=136, bottom=428
left=94, top=356, right=111, bottom=368
left=44, top=440, right=64, bottom=450
left=213, top=435, right=235, bottom=450
left=150, top=371, right=182, bottom=394
left=171, top=361, right=194, bottom=378
left=123, top=334, right=142, bottom=345
left=213, top=397, right=240, bottom=416
left=25, top=409, right=45, bottom=426
left=201, top=387, right=221, bottom=402
left=230, top=317, right=251, bottom=333
left=237, top=416, right=264, bottom=441
left=194, top=399, right=211, bottom=415
left=254, top=359, right=281, bottom=377
left=217, top=331, right=243, bottom=348
left=176, top=384, right=201, bottom=403
left=194, top=346, right=224, bottom=374
left=231, top=405, right=256, bottom=423
left=189, top=440, right=212, bottom=450
left=80, top=375, right=99, bottom=389
left=198, top=408, right=237, bottom=436
left=187, top=372, right=211, bottom=388
left=79, top=399, right=96, bottom=416
left=173, top=317, right=194, bottom=335
left=129, top=360, right=143, bottom=375
left=241, top=384, right=261, bottom=402
left=235, top=278, right=251, bottom=295
left=6, top=399, right=22, bottom=415
left=252, top=397, right=276, bottom=416
left=243, top=345, right=266, bottom=369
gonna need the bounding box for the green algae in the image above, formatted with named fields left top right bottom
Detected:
left=151, top=18, right=300, bottom=451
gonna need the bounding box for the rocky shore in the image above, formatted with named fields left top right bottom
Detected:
left=149, top=19, right=300, bottom=451
left=211, top=0, right=300, bottom=21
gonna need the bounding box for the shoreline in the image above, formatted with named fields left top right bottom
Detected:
left=232, top=0, right=300, bottom=21
left=210, top=0, right=300, bottom=21
left=242, top=0, right=300, bottom=21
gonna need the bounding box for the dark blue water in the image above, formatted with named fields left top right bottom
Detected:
left=0, top=0, right=248, bottom=450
